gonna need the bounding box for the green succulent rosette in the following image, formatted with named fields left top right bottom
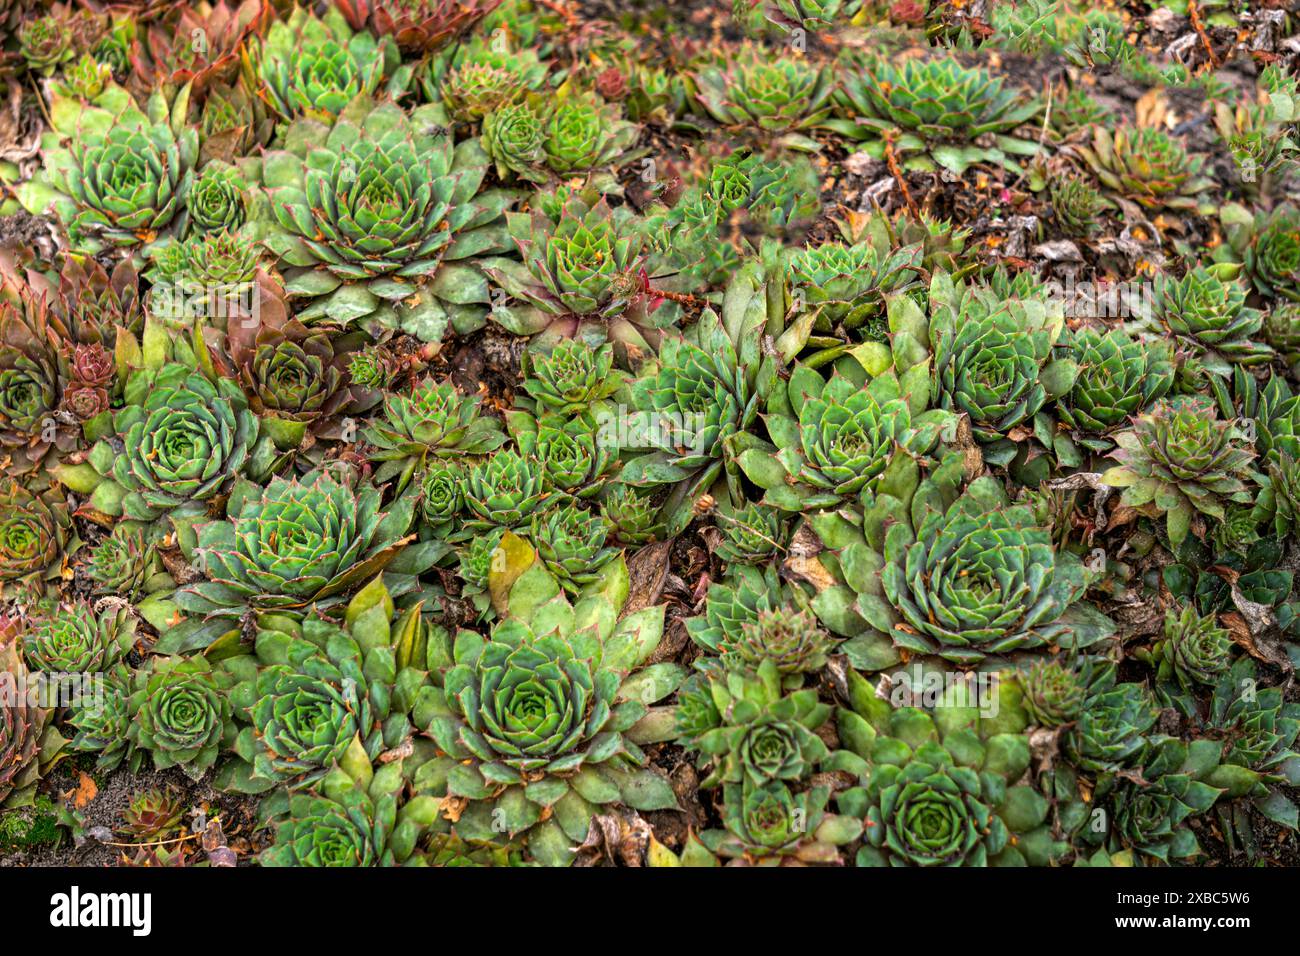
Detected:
left=690, top=43, right=833, bottom=151
left=828, top=55, right=1041, bottom=174
left=253, top=97, right=517, bottom=342
left=362, top=378, right=507, bottom=491
left=1102, top=396, right=1257, bottom=549
left=462, top=449, right=550, bottom=530
left=808, top=467, right=1113, bottom=671
left=1057, top=327, right=1174, bottom=453
left=127, top=655, right=235, bottom=780
left=261, top=760, right=439, bottom=866
left=485, top=187, right=646, bottom=345
left=60, top=361, right=266, bottom=552
left=526, top=500, right=620, bottom=595
left=416, top=566, right=683, bottom=866
left=219, top=575, right=442, bottom=794
left=518, top=339, right=622, bottom=417
left=18, top=86, right=198, bottom=257
left=1143, top=265, right=1272, bottom=374
left=422, top=33, right=548, bottom=124
left=836, top=669, right=1066, bottom=866
left=0, top=480, right=76, bottom=603
left=65, top=664, right=136, bottom=772
left=928, top=274, right=1077, bottom=466
left=600, top=483, right=665, bottom=546
left=1149, top=606, right=1234, bottom=692
left=21, top=600, right=135, bottom=679
left=257, top=7, right=399, bottom=121
left=166, top=468, right=440, bottom=653
left=1078, top=125, right=1214, bottom=212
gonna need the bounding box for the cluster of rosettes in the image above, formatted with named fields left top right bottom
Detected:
left=3, top=0, right=1300, bottom=874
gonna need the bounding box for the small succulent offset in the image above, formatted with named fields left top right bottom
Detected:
left=1148, top=606, right=1234, bottom=692
left=527, top=500, right=620, bottom=595
left=836, top=669, right=1066, bottom=866
left=334, top=0, right=502, bottom=54
left=1215, top=203, right=1300, bottom=304
left=65, top=664, right=135, bottom=772
left=363, top=378, right=507, bottom=491
left=518, top=339, right=622, bottom=417
left=1057, top=327, right=1174, bottom=453
left=419, top=567, right=682, bottom=866
left=261, top=760, right=438, bottom=866
left=423, top=32, right=548, bottom=124
left=20, top=600, right=135, bottom=680
left=253, top=97, right=517, bottom=342
left=1143, top=266, right=1271, bottom=374
left=120, top=786, right=188, bottom=840
left=1102, top=396, right=1257, bottom=548
left=684, top=658, right=831, bottom=789
left=485, top=186, right=647, bottom=346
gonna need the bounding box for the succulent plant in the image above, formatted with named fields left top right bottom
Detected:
left=527, top=500, right=619, bottom=594
left=169, top=468, right=438, bottom=653
left=257, top=6, right=398, bottom=121
left=783, top=240, right=924, bottom=338
left=1049, top=175, right=1109, bottom=237
left=718, top=606, right=835, bottom=679
left=1216, top=203, right=1300, bottom=304
left=599, top=483, right=664, bottom=546
left=1256, top=453, right=1300, bottom=538
left=363, top=378, right=506, bottom=491
left=685, top=658, right=831, bottom=789
left=120, top=786, right=187, bottom=839
left=419, top=570, right=681, bottom=866
left=334, top=0, right=501, bottom=54
left=688, top=564, right=792, bottom=659
left=62, top=360, right=264, bottom=552
left=737, top=303, right=943, bottom=512
left=526, top=413, right=617, bottom=499
left=836, top=669, right=1066, bottom=866
left=253, top=97, right=516, bottom=342
left=65, top=664, right=136, bottom=771
left=690, top=44, right=833, bottom=148
left=0, top=480, right=75, bottom=603
left=1077, top=125, right=1214, bottom=212
left=540, top=91, right=640, bottom=176
left=713, top=500, right=787, bottom=566
left=486, top=186, right=646, bottom=345
left=929, top=275, right=1076, bottom=465
left=622, top=263, right=781, bottom=528
left=18, top=87, right=198, bottom=257
left=185, top=161, right=247, bottom=235
left=132, top=0, right=268, bottom=94
left=1095, top=738, right=1225, bottom=863
left=1057, top=327, right=1174, bottom=452
left=1143, top=266, right=1271, bottom=374
left=218, top=576, right=440, bottom=793
left=422, top=33, right=548, bottom=124
left=1150, top=606, right=1233, bottom=691
left=261, top=760, right=438, bottom=866
left=1065, top=679, right=1158, bottom=772
left=1102, top=396, right=1257, bottom=548
left=127, top=655, right=234, bottom=780
left=519, top=339, right=621, bottom=417
left=19, top=12, right=80, bottom=76
left=481, top=99, right=547, bottom=182
left=419, top=461, right=464, bottom=537
left=0, top=631, right=67, bottom=808
left=830, top=55, right=1041, bottom=173
left=21, top=600, right=135, bottom=679
left=462, top=449, right=549, bottom=529
left=1015, top=658, right=1089, bottom=728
